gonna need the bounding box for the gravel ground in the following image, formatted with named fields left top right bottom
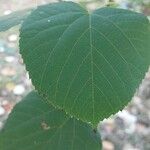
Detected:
left=0, top=0, right=150, bottom=150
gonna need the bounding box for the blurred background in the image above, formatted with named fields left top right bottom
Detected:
left=0, top=0, right=150, bottom=150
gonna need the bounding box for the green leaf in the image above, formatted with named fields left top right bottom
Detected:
left=0, top=8, right=32, bottom=32
left=0, top=91, right=101, bottom=150
left=19, top=2, right=150, bottom=126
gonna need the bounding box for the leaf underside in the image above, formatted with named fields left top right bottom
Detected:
left=0, top=8, right=32, bottom=32
left=0, top=91, right=101, bottom=150
left=20, top=2, right=150, bottom=126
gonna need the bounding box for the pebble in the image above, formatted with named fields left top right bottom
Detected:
left=8, top=34, right=18, bottom=42
left=13, top=84, right=25, bottom=95
left=0, top=46, right=5, bottom=52
left=5, top=82, right=15, bottom=91
left=5, top=56, right=15, bottom=63
left=0, top=106, right=5, bottom=116
left=123, top=144, right=140, bottom=150
left=3, top=10, right=12, bottom=15
left=1, top=67, right=16, bottom=76
left=2, top=100, right=13, bottom=113
left=103, top=140, right=114, bottom=150
left=117, top=110, right=137, bottom=125
left=117, top=110, right=137, bottom=133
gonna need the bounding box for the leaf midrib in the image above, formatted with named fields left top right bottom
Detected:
left=89, top=14, right=95, bottom=123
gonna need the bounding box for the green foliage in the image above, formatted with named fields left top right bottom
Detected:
left=20, top=2, right=150, bottom=126
left=0, top=1, right=150, bottom=149
left=0, top=91, right=101, bottom=150
left=0, top=8, right=32, bottom=32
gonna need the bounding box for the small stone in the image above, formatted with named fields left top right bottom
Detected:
left=135, top=122, right=146, bottom=133
left=4, top=10, right=12, bottom=15
left=0, top=46, right=5, bottom=52
left=8, top=42, right=16, bottom=48
left=102, top=119, right=115, bottom=133
left=2, top=100, right=14, bottom=113
left=1, top=67, right=16, bottom=76
left=87, top=3, right=98, bottom=11
left=133, top=96, right=141, bottom=105
left=117, top=110, right=136, bottom=133
left=5, top=56, right=15, bottom=62
left=103, top=140, right=114, bottom=150
left=123, top=143, right=139, bottom=150
left=2, top=100, right=9, bottom=106
left=8, top=34, right=18, bottom=42
left=5, top=82, right=15, bottom=91
left=0, top=106, right=5, bottom=116
left=117, top=110, right=137, bottom=124
left=13, top=85, right=25, bottom=95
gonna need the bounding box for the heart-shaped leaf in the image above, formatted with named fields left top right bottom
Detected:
left=0, top=91, right=101, bottom=150
left=19, top=2, right=150, bottom=126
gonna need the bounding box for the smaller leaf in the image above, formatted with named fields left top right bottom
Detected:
left=0, top=91, right=101, bottom=150
left=0, top=8, right=33, bottom=32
